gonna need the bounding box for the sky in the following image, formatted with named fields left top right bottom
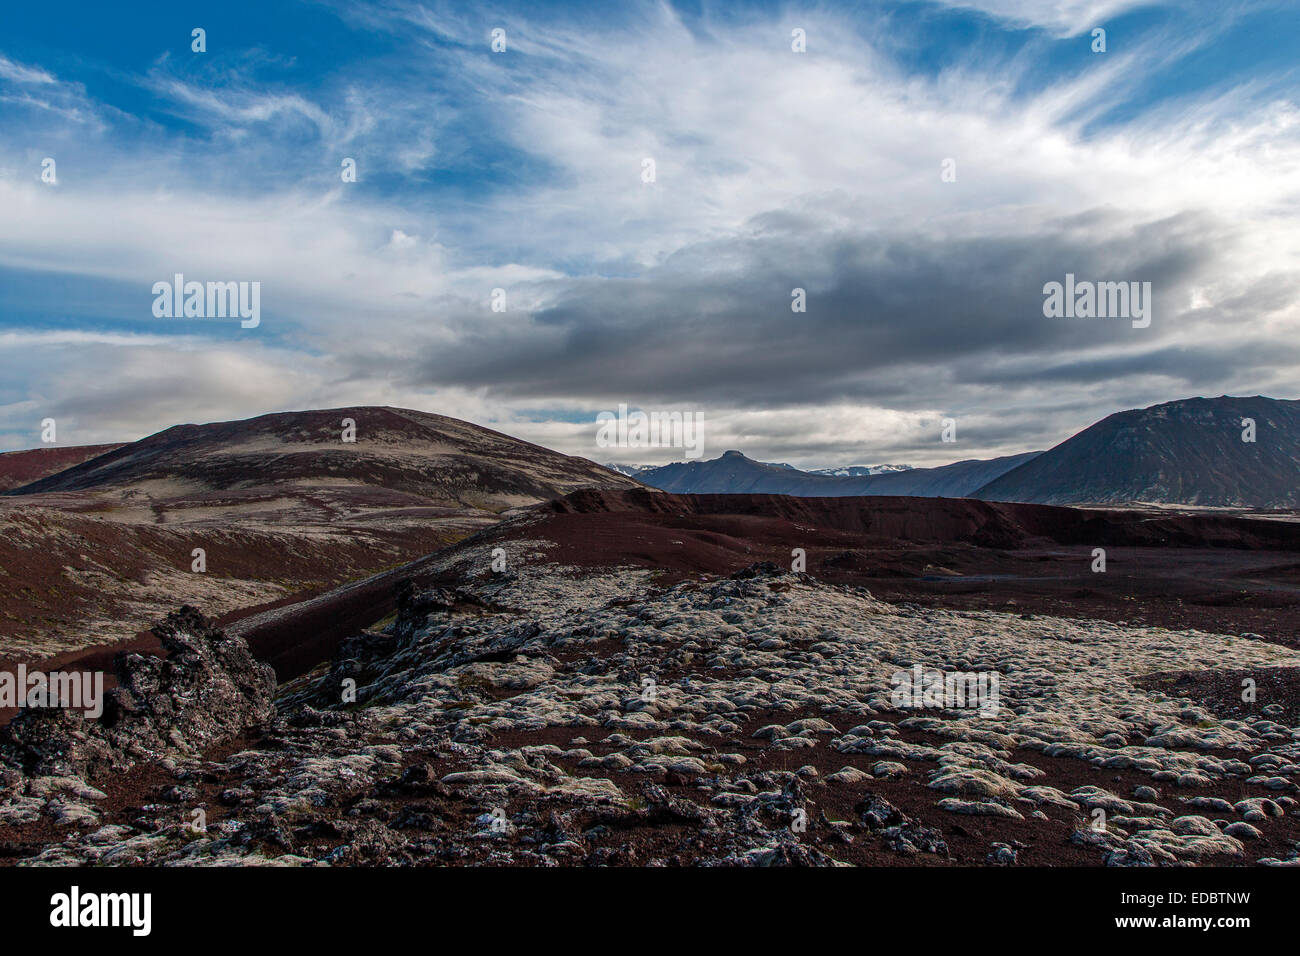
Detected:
left=0, top=0, right=1297, bottom=468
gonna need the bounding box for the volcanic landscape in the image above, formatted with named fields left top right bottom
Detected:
left=2, top=407, right=1300, bottom=867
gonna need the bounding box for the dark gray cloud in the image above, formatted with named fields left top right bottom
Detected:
left=409, top=210, right=1259, bottom=415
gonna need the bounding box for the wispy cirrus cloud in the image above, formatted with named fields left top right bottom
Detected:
left=931, top=0, right=1154, bottom=35
left=0, top=54, right=56, bottom=85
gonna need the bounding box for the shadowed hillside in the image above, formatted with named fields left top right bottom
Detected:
left=975, top=396, right=1300, bottom=507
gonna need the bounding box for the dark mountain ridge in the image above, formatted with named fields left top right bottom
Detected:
left=635, top=448, right=1040, bottom=498
left=974, top=396, right=1300, bottom=507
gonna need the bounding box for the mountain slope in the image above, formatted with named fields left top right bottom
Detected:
left=636, top=449, right=1039, bottom=498
left=0, top=407, right=637, bottom=662
left=974, top=396, right=1300, bottom=507
left=12, top=406, right=639, bottom=517
left=0, top=444, right=125, bottom=491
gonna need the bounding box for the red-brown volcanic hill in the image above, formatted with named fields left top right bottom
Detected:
left=0, top=407, right=639, bottom=665
left=0, top=444, right=124, bottom=491
left=10, top=406, right=638, bottom=512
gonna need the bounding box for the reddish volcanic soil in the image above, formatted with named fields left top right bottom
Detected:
left=6, top=489, right=1300, bottom=869
left=527, top=490, right=1300, bottom=647
left=0, top=444, right=123, bottom=491
left=8, top=489, right=1300, bottom=729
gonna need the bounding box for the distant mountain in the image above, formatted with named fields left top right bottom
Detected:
left=974, top=395, right=1300, bottom=507
left=606, top=456, right=802, bottom=478
left=810, top=464, right=914, bottom=477
left=635, top=451, right=827, bottom=495
left=602, top=462, right=656, bottom=478
left=856, top=452, right=1042, bottom=497
left=636, top=449, right=1039, bottom=498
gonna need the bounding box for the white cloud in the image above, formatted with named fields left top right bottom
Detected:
left=932, top=1, right=1150, bottom=35
left=0, top=54, right=56, bottom=86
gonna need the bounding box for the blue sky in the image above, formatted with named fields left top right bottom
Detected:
left=1, top=0, right=1297, bottom=466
